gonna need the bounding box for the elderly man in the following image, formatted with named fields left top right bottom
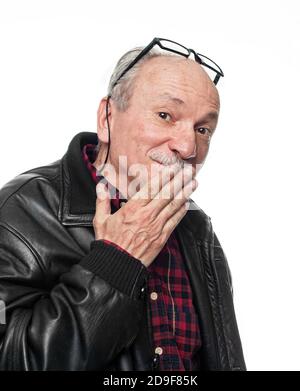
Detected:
left=0, top=38, right=245, bottom=371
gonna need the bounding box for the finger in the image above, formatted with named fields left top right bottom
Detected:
left=95, top=182, right=111, bottom=223
left=159, top=178, right=198, bottom=223
left=148, top=165, right=195, bottom=214
left=130, top=162, right=182, bottom=205
left=161, top=200, right=189, bottom=236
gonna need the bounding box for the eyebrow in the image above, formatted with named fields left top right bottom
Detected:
left=200, top=111, right=219, bottom=122
left=157, top=93, right=219, bottom=122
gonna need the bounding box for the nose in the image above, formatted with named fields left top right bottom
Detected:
left=167, top=123, right=197, bottom=161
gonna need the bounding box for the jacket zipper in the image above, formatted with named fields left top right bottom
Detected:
left=206, top=241, right=231, bottom=369
left=176, top=223, right=226, bottom=370
left=197, top=239, right=228, bottom=370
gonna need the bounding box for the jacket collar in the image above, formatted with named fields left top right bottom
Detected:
left=59, top=132, right=98, bottom=226
left=59, top=132, right=211, bottom=242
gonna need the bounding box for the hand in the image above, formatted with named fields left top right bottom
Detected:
left=93, top=165, right=197, bottom=267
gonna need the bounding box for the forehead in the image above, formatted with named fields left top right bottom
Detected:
left=132, top=55, right=220, bottom=110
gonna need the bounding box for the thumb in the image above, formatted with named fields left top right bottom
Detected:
left=95, top=182, right=111, bottom=222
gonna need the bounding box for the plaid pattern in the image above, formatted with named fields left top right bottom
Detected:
left=147, top=235, right=202, bottom=370
left=82, top=144, right=202, bottom=370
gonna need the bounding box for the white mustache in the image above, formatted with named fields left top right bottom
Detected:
left=148, top=151, right=185, bottom=168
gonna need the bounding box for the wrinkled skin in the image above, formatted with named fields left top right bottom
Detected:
left=93, top=56, right=220, bottom=266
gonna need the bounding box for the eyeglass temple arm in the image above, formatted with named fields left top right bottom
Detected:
left=214, top=74, right=221, bottom=85
left=111, top=38, right=158, bottom=90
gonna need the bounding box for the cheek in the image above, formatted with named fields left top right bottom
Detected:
left=135, top=115, right=166, bottom=143
left=196, top=142, right=210, bottom=163
left=112, top=115, right=165, bottom=163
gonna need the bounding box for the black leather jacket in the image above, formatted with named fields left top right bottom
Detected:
left=0, top=132, right=246, bottom=371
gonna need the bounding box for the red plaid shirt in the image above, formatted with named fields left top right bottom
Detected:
left=82, top=144, right=202, bottom=370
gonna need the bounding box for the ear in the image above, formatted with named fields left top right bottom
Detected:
left=97, top=97, right=112, bottom=144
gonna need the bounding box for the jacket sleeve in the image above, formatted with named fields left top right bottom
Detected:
left=0, top=224, right=148, bottom=370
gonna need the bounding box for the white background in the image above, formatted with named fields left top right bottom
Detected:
left=0, top=0, right=300, bottom=371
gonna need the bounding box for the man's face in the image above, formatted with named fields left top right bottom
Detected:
left=102, top=55, right=220, bottom=191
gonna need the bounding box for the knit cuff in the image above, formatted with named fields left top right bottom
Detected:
left=79, top=240, right=149, bottom=299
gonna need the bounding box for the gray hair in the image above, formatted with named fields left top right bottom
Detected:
left=95, top=46, right=170, bottom=153
left=107, top=46, right=175, bottom=111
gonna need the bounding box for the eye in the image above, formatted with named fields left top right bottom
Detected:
left=196, top=127, right=212, bottom=136
left=158, top=112, right=172, bottom=122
